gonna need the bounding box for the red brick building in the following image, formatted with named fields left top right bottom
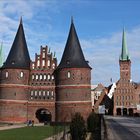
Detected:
left=55, top=19, right=92, bottom=122
left=0, top=18, right=92, bottom=123
left=113, top=29, right=140, bottom=116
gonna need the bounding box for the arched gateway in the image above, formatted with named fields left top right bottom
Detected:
left=35, top=108, right=52, bottom=123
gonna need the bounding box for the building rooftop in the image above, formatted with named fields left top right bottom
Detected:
left=2, top=18, right=30, bottom=69
left=57, top=18, right=91, bottom=69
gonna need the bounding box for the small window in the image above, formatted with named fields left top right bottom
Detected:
left=67, top=71, right=71, bottom=78
left=44, top=74, right=47, bottom=80
left=42, top=52, right=45, bottom=58
left=42, top=60, right=45, bottom=67
left=31, top=91, right=34, bottom=96
left=52, top=63, right=55, bottom=69
left=32, top=63, right=35, bottom=69
left=35, top=91, right=37, bottom=96
left=48, top=60, right=50, bottom=67
left=32, top=74, right=35, bottom=80
left=48, top=74, right=50, bottom=80
left=39, top=91, right=41, bottom=96
left=40, top=74, right=42, bottom=80
left=43, top=91, right=46, bottom=96
left=11, top=61, right=15, bottom=65
left=36, top=74, right=38, bottom=80
left=20, top=72, right=24, bottom=78
left=51, top=91, right=54, bottom=96
left=52, top=75, right=54, bottom=80
left=66, top=60, right=70, bottom=65
left=47, top=91, right=49, bottom=96
left=6, top=71, right=8, bottom=78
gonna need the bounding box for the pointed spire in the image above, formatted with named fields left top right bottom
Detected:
left=57, top=18, right=91, bottom=69
left=2, top=18, right=30, bottom=69
left=71, top=16, right=74, bottom=24
left=120, top=28, right=130, bottom=61
left=20, top=16, right=23, bottom=25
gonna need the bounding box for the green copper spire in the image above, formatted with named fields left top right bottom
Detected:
left=0, top=42, right=4, bottom=67
left=120, top=28, right=130, bottom=61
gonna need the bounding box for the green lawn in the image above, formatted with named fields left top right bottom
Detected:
left=0, top=125, right=64, bottom=140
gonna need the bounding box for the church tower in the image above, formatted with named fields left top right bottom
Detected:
left=119, top=29, right=131, bottom=81
left=0, top=18, right=30, bottom=123
left=55, top=19, right=92, bottom=122
left=113, top=29, right=136, bottom=116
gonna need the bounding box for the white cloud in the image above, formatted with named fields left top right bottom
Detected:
left=80, top=27, right=140, bottom=86
left=1, top=0, right=140, bottom=87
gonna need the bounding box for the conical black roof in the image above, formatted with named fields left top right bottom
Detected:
left=57, top=19, right=91, bottom=69
left=3, top=18, right=30, bottom=69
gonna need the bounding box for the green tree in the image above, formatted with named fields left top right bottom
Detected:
left=87, top=112, right=100, bottom=132
left=70, top=112, right=86, bottom=140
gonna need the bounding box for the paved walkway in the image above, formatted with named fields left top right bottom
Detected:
left=0, top=124, right=26, bottom=131
left=0, top=123, right=44, bottom=131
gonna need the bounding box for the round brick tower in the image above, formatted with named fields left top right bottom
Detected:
left=0, top=18, right=30, bottom=123
left=55, top=19, right=92, bottom=122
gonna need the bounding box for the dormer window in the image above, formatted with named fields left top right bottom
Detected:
left=6, top=71, right=8, bottom=78
left=11, top=61, right=15, bottom=65
left=67, top=71, right=71, bottom=78
left=66, top=60, right=70, bottom=65
left=20, top=72, right=24, bottom=78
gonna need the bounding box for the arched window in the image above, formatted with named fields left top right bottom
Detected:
left=6, top=71, right=8, bottom=78
left=20, top=71, right=24, bottom=78
left=67, top=71, right=71, bottom=78
left=40, top=74, right=42, bottom=80
left=44, top=74, right=47, bottom=80
left=48, top=74, right=50, bottom=80
left=36, top=74, right=38, bottom=80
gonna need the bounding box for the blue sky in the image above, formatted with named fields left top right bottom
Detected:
left=1, top=0, right=140, bottom=86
